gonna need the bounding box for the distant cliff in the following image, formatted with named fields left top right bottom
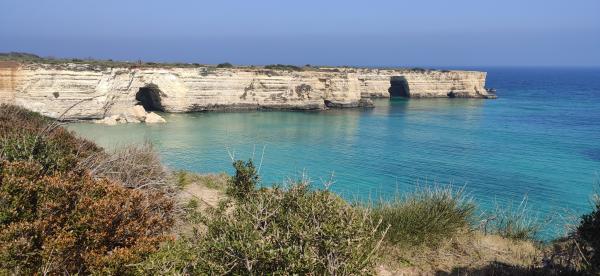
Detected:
left=0, top=62, right=494, bottom=120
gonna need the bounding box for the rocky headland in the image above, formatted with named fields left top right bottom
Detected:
left=0, top=59, right=495, bottom=123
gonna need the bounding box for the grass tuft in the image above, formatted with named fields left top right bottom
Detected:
left=173, top=170, right=228, bottom=190
left=484, top=197, right=543, bottom=241
left=372, top=185, right=476, bottom=246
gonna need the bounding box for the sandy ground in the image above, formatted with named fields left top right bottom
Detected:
left=180, top=182, right=225, bottom=208
left=177, top=172, right=228, bottom=209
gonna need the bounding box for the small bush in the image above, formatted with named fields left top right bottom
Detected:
left=264, top=64, right=303, bottom=71
left=409, top=67, right=430, bottom=72
left=226, top=159, right=259, bottom=200
left=216, top=62, right=233, bottom=68
left=372, top=186, right=475, bottom=246
left=577, top=190, right=600, bottom=270
left=485, top=197, right=542, bottom=241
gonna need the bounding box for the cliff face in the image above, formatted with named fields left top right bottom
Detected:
left=0, top=62, right=493, bottom=120
left=0, top=62, right=21, bottom=105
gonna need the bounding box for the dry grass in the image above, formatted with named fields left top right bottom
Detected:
left=77, top=142, right=174, bottom=193
left=377, top=231, right=540, bottom=275
left=367, top=186, right=576, bottom=275
left=174, top=170, right=228, bottom=190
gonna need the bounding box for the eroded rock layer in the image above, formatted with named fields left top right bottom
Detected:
left=0, top=62, right=493, bottom=120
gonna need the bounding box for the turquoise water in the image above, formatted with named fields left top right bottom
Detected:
left=68, top=67, right=600, bottom=238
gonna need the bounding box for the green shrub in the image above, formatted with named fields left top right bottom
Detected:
left=264, top=64, right=303, bottom=71
left=486, top=197, right=542, bottom=241
left=577, top=190, right=600, bottom=270
left=0, top=104, right=99, bottom=173
left=0, top=132, right=73, bottom=173
left=227, top=159, right=259, bottom=200
left=216, top=62, right=233, bottom=68
left=144, top=184, right=385, bottom=275
left=140, top=161, right=387, bottom=275
left=135, top=239, right=199, bottom=274
left=408, top=67, right=430, bottom=72
left=372, top=186, right=475, bottom=246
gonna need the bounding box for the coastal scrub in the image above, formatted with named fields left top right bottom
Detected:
left=0, top=104, right=175, bottom=274
left=140, top=163, right=388, bottom=275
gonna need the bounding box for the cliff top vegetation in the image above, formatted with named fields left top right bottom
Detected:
left=0, top=52, right=450, bottom=73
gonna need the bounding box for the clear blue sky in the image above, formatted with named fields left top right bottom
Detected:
left=1, top=0, right=599, bottom=67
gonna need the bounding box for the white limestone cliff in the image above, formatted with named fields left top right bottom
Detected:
left=0, top=62, right=494, bottom=121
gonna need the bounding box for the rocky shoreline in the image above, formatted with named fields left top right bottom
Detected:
left=93, top=105, right=166, bottom=125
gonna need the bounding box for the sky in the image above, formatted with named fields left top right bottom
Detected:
left=1, top=0, right=599, bottom=67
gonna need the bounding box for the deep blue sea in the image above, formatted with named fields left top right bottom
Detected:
left=69, top=67, right=600, bottom=238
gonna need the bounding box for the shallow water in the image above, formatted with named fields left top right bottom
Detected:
left=68, top=67, right=600, bottom=238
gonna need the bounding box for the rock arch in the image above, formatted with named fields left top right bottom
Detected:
left=389, top=76, right=410, bottom=98
left=135, top=84, right=164, bottom=111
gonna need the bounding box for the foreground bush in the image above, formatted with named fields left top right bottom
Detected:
left=578, top=190, right=600, bottom=271
left=0, top=161, right=174, bottom=274
left=141, top=162, right=387, bottom=275
left=372, top=186, right=475, bottom=246
left=0, top=105, right=175, bottom=274
left=200, top=185, right=385, bottom=274
left=0, top=105, right=99, bottom=173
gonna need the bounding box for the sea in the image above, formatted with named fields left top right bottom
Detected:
left=68, top=67, right=600, bottom=239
